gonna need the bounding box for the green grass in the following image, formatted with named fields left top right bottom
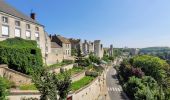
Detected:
left=68, top=67, right=85, bottom=76
left=71, top=76, right=95, bottom=91
left=19, top=84, right=37, bottom=90
left=47, top=60, right=73, bottom=69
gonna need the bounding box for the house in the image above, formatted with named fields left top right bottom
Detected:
left=0, top=0, right=51, bottom=63
left=46, top=42, right=64, bottom=65
left=50, top=35, right=72, bottom=59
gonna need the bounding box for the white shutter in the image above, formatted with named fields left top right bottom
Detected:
left=2, top=25, right=9, bottom=36
left=15, top=28, right=21, bottom=37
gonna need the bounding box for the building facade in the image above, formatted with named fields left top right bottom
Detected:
left=50, top=35, right=72, bottom=59
left=94, top=40, right=104, bottom=58
left=0, top=0, right=51, bottom=64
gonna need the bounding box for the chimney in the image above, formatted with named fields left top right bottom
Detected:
left=30, top=13, right=36, bottom=20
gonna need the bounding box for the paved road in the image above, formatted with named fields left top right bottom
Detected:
left=106, top=66, right=129, bottom=100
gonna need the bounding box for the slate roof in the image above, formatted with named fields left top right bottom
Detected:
left=56, top=35, right=71, bottom=44
left=51, top=42, right=61, bottom=48
left=0, top=0, right=42, bottom=26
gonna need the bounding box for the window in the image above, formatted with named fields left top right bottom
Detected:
left=15, top=28, right=21, bottom=37
left=2, top=16, right=8, bottom=23
left=26, top=31, right=31, bottom=39
left=35, top=32, right=39, bottom=40
left=68, top=50, right=69, bottom=55
left=35, top=27, right=39, bottom=31
left=15, top=21, right=20, bottom=26
left=2, top=25, right=9, bottom=36
left=26, top=24, right=30, bottom=29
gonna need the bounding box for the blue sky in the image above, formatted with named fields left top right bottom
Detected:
left=5, top=0, right=170, bottom=48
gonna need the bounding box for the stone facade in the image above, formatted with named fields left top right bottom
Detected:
left=50, top=35, right=72, bottom=60
left=94, top=40, right=104, bottom=58
left=0, top=65, right=31, bottom=86
left=0, top=0, right=51, bottom=64
left=109, top=44, right=113, bottom=56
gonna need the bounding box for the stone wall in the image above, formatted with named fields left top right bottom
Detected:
left=68, top=72, right=106, bottom=100
left=0, top=64, right=31, bottom=86
left=8, top=90, right=40, bottom=100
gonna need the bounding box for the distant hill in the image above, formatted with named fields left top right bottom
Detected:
left=140, top=47, right=170, bottom=54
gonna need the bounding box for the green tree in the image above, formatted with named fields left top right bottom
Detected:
left=0, top=77, right=9, bottom=100
left=56, top=72, right=71, bottom=100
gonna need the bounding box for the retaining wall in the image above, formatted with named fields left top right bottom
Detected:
left=0, top=64, right=32, bottom=86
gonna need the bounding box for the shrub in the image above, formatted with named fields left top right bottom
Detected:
left=131, top=67, right=145, bottom=78
left=85, top=71, right=98, bottom=77
left=0, top=38, right=43, bottom=74
left=0, top=77, right=10, bottom=100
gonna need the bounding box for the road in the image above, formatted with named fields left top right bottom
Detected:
left=106, top=66, right=129, bottom=100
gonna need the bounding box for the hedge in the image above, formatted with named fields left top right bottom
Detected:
left=0, top=38, right=43, bottom=74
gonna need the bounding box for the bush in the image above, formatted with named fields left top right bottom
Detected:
left=0, top=77, right=10, bottom=100
left=0, top=38, right=43, bottom=74
left=85, top=71, right=98, bottom=77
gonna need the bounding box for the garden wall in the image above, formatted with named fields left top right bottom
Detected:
left=0, top=64, right=31, bottom=86
left=68, top=72, right=106, bottom=100
left=8, top=90, right=40, bottom=100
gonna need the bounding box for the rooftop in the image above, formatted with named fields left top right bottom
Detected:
left=51, top=42, right=61, bottom=48
left=0, top=0, right=42, bottom=26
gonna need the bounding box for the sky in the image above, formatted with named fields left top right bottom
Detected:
left=4, top=0, right=170, bottom=48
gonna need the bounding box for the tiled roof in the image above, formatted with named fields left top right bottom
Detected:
left=0, top=0, right=42, bottom=26
left=51, top=42, right=61, bottom=48
left=57, top=35, right=70, bottom=44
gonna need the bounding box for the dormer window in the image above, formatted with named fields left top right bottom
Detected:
left=26, top=24, right=30, bottom=29
left=35, top=27, right=39, bottom=31
left=2, top=16, right=8, bottom=23
left=15, top=21, right=20, bottom=26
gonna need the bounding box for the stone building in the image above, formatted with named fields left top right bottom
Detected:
left=109, top=44, right=113, bottom=56
left=88, top=41, right=94, bottom=54
left=69, top=38, right=82, bottom=53
left=0, top=0, right=51, bottom=63
left=94, top=40, right=104, bottom=58
left=50, top=35, right=72, bottom=59
left=82, top=40, right=88, bottom=55
left=46, top=42, right=64, bottom=65
left=130, top=48, right=139, bottom=56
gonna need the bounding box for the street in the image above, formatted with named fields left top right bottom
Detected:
left=106, top=66, right=129, bottom=100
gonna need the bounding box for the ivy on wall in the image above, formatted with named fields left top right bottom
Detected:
left=0, top=38, right=43, bottom=74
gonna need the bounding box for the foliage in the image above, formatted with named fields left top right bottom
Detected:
left=71, top=48, right=77, bottom=56
left=131, top=67, right=145, bottom=78
left=71, top=76, right=94, bottom=91
left=67, top=66, right=85, bottom=76
left=0, top=38, right=43, bottom=74
left=19, top=84, right=37, bottom=90
left=85, top=71, right=98, bottom=77
left=118, top=55, right=170, bottom=100
left=48, top=60, right=73, bottom=69
left=124, top=76, right=159, bottom=100
left=32, top=70, right=71, bottom=100
left=56, top=72, right=71, bottom=100
left=132, top=55, right=168, bottom=83
left=0, top=77, right=10, bottom=100
left=89, top=53, right=100, bottom=64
